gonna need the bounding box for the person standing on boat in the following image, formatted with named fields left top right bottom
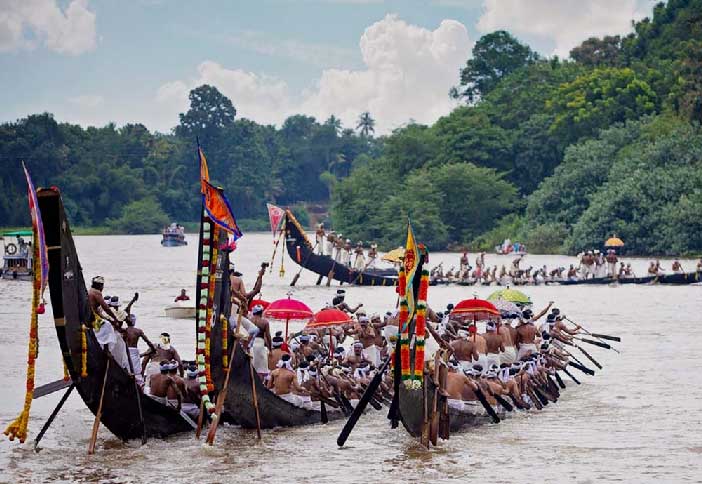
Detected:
left=250, top=305, right=272, bottom=379
left=498, top=316, right=518, bottom=364
left=88, top=276, right=121, bottom=328
left=672, top=259, right=684, bottom=274
left=353, top=241, right=366, bottom=271
left=594, top=251, right=605, bottom=277
left=315, top=223, right=326, bottom=255
left=484, top=321, right=505, bottom=369
left=367, top=243, right=378, bottom=268
left=174, top=289, right=190, bottom=302
left=326, top=231, right=336, bottom=258
left=343, top=239, right=353, bottom=267
left=605, top=250, right=618, bottom=277
left=460, top=251, right=469, bottom=274
left=515, top=303, right=552, bottom=359
left=123, top=314, right=155, bottom=386
left=88, top=277, right=132, bottom=372
left=334, top=234, right=344, bottom=262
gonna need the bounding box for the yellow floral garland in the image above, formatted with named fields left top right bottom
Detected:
left=81, top=324, right=88, bottom=377
left=3, top=232, right=40, bottom=443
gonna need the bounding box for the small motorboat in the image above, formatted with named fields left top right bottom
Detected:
left=1, top=230, right=34, bottom=281
left=161, top=223, right=187, bottom=247
left=164, top=300, right=196, bottom=319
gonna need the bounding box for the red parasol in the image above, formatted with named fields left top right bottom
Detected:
left=249, top=299, right=270, bottom=310
left=263, top=294, right=313, bottom=338
left=305, top=308, right=353, bottom=330
left=451, top=297, right=500, bottom=321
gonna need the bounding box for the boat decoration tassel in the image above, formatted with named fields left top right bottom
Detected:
left=80, top=324, right=88, bottom=377
left=195, top=215, right=217, bottom=415
left=3, top=232, right=40, bottom=443
left=398, top=265, right=412, bottom=385
left=221, top=314, right=228, bottom=367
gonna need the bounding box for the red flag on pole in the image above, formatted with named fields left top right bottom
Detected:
left=267, top=203, right=285, bottom=237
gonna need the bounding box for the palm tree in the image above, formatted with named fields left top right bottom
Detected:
left=356, top=111, right=375, bottom=137
left=325, top=115, right=342, bottom=134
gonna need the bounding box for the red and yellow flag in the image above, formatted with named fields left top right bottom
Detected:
left=198, top=145, right=242, bottom=239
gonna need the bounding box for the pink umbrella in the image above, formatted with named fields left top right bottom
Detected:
left=263, top=294, right=314, bottom=338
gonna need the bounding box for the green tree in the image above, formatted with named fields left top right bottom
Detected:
left=108, top=197, right=170, bottom=234
left=452, top=30, right=539, bottom=103
left=176, top=85, right=236, bottom=146
left=570, top=36, right=624, bottom=67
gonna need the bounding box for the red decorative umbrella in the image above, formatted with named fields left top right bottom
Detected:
left=249, top=298, right=270, bottom=310
left=263, top=294, right=313, bottom=338
left=305, top=308, right=353, bottom=330
left=451, top=297, right=500, bottom=321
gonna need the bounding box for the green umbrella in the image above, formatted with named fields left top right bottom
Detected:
left=487, top=287, right=531, bottom=305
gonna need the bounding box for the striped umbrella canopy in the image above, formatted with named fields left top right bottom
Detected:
left=487, top=287, right=532, bottom=305
left=451, top=297, right=500, bottom=322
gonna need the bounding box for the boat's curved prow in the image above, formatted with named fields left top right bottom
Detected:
left=283, top=211, right=397, bottom=286
left=37, top=187, right=194, bottom=441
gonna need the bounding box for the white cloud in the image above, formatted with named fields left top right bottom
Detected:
left=477, top=0, right=653, bottom=57
left=68, top=94, right=104, bottom=108
left=0, top=0, right=96, bottom=55
left=157, top=14, right=472, bottom=134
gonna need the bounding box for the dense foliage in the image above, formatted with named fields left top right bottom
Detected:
left=1, top=0, right=701, bottom=254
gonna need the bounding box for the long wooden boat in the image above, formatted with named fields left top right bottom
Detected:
left=205, top=241, right=344, bottom=428
left=283, top=210, right=398, bottom=286
left=38, top=187, right=194, bottom=440
left=430, top=271, right=701, bottom=287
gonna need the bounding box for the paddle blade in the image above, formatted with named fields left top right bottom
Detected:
left=590, top=333, right=621, bottom=342
left=554, top=372, right=566, bottom=389
left=290, top=274, right=300, bottom=287
left=320, top=400, right=328, bottom=424
left=579, top=337, right=611, bottom=349
left=569, top=361, right=595, bottom=376
left=337, top=356, right=391, bottom=447
left=474, top=388, right=500, bottom=424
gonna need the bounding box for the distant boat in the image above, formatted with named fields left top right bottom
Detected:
left=495, top=238, right=527, bottom=255
left=164, top=300, right=196, bottom=319
left=161, top=223, right=187, bottom=246
left=1, top=230, right=33, bottom=281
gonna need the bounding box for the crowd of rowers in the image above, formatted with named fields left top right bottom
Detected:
left=84, top=270, right=597, bottom=420
left=431, top=251, right=702, bottom=285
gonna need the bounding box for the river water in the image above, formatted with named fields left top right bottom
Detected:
left=1, top=233, right=701, bottom=483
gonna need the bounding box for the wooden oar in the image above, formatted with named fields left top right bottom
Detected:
left=337, top=354, right=392, bottom=447
left=315, top=274, right=324, bottom=286
left=326, top=260, right=337, bottom=287
left=474, top=386, right=500, bottom=423
left=87, top=358, right=111, bottom=455
left=575, top=344, right=603, bottom=370
left=561, top=367, right=581, bottom=385
left=492, top=392, right=514, bottom=412
left=420, top=377, right=430, bottom=447
left=526, top=387, right=543, bottom=410
left=589, top=332, right=621, bottom=342
left=554, top=372, right=566, bottom=389
left=205, top=338, right=239, bottom=445
left=568, top=360, right=595, bottom=376
left=34, top=383, right=75, bottom=452
left=565, top=317, right=621, bottom=351
left=33, top=378, right=72, bottom=399
left=195, top=399, right=205, bottom=439
left=290, top=241, right=318, bottom=287
left=575, top=336, right=612, bottom=350
left=320, top=400, right=328, bottom=424
left=124, top=345, right=147, bottom=445
left=247, top=353, right=262, bottom=440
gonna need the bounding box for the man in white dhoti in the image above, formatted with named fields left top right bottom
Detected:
left=353, top=241, right=366, bottom=270
left=124, top=314, right=155, bottom=386
left=267, top=354, right=309, bottom=407
left=315, top=223, right=326, bottom=255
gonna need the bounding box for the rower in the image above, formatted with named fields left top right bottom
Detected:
left=450, top=329, right=479, bottom=374
left=515, top=302, right=553, bottom=360
left=267, top=354, right=310, bottom=407
left=344, top=340, right=370, bottom=370
left=343, top=239, right=353, bottom=268
left=672, top=259, right=684, bottom=274
left=182, top=365, right=201, bottom=418
left=87, top=275, right=120, bottom=329
left=149, top=360, right=183, bottom=411
left=143, top=332, right=184, bottom=385
left=498, top=315, right=517, bottom=364
left=174, top=289, right=190, bottom=302
left=333, top=289, right=362, bottom=314
left=268, top=332, right=289, bottom=371
left=444, top=360, right=479, bottom=414
left=123, top=314, right=155, bottom=387
left=483, top=321, right=504, bottom=369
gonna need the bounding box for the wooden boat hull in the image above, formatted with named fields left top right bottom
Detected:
left=164, top=304, right=196, bottom=319
left=430, top=271, right=702, bottom=287
left=284, top=211, right=398, bottom=286
left=38, top=188, right=194, bottom=441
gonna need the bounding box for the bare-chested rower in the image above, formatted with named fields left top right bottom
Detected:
left=123, top=314, right=155, bottom=386
left=267, top=354, right=309, bottom=406
left=149, top=361, right=183, bottom=411
left=143, top=332, right=183, bottom=379
left=499, top=316, right=518, bottom=364
left=483, top=321, right=505, bottom=369
left=516, top=302, right=553, bottom=360
left=450, top=331, right=479, bottom=373
left=87, top=275, right=120, bottom=329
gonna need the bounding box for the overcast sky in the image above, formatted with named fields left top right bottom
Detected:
left=0, top=0, right=657, bottom=134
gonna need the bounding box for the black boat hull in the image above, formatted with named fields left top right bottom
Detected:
left=38, top=188, right=194, bottom=441
left=283, top=211, right=397, bottom=286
